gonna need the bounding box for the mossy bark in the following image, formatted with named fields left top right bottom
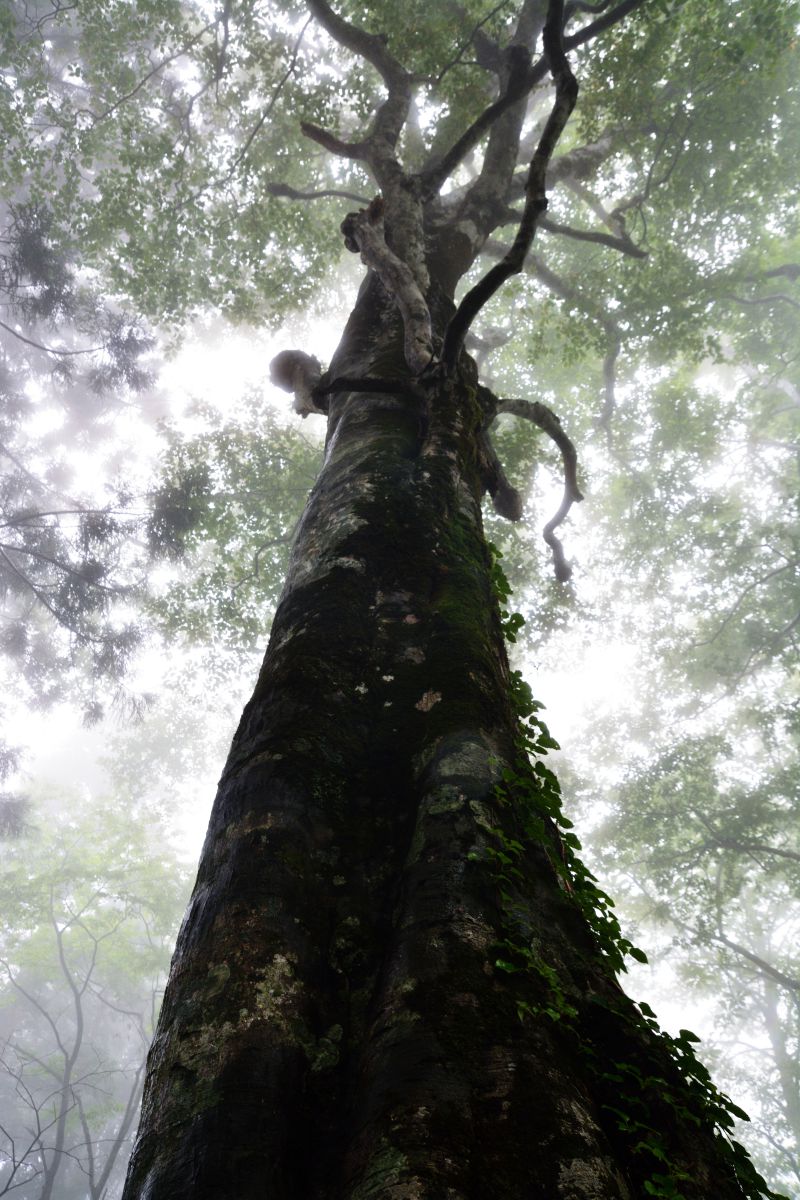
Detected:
left=123, top=276, right=750, bottom=1200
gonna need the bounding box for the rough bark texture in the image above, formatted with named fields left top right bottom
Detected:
left=120, top=5, right=761, bottom=1193
left=123, top=273, right=752, bottom=1200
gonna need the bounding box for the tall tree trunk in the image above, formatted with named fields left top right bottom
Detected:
left=123, top=280, right=753, bottom=1200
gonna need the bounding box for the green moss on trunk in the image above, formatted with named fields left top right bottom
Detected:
left=123, top=280, right=763, bottom=1200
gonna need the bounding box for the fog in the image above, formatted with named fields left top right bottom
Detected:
left=1, top=1, right=797, bottom=1197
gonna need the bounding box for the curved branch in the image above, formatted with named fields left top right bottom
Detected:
left=726, top=293, right=800, bottom=313
left=266, top=181, right=371, bottom=205
left=340, top=197, right=433, bottom=372
left=305, top=0, right=413, bottom=160
left=305, top=0, right=405, bottom=86
left=0, top=318, right=102, bottom=358
left=497, top=206, right=648, bottom=256
left=300, top=121, right=368, bottom=161
left=564, top=0, right=647, bottom=49
left=441, top=0, right=578, bottom=369
left=540, top=215, right=647, bottom=257
left=496, top=396, right=583, bottom=581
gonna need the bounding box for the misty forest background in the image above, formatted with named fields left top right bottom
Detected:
left=0, top=0, right=798, bottom=1197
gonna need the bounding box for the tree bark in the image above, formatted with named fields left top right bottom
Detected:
left=122, top=274, right=755, bottom=1200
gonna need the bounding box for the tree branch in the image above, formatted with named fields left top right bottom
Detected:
left=714, top=932, right=800, bottom=996
left=305, top=0, right=404, bottom=87
left=169, top=17, right=312, bottom=213
left=725, top=292, right=800, bottom=313
left=433, top=0, right=515, bottom=85
left=503, top=212, right=647, bottom=256
left=564, top=0, right=647, bottom=49
left=266, top=181, right=371, bottom=205
left=753, top=263, right=800, bottom=282
left=496, top=396, right=583, bottom=581
left=432, top=122, right=619, bottom=222
left=442, top=1, right=578, bottom=369
left=528, top=252, right=621, bottom=430
left=305, top=0, right=413, bottom=160
left=300, top=121, right=369, bottom=160
left=701, top=834, right=800, bottom=867
left=88, top=23, right=214, bottom=125
left=0, top=318, right=102, bottom=358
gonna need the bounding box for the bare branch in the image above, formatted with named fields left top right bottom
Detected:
left=541, top=214, right=646, bottom=256
left=430, top=0, right=555, bottom=267
left=500, top=210, right=647, bottom=256
left=88, top=23, right=214, bottom=125
left=450, top=0, right=633, bottom=248
left=496, top=397, right=583, bottom=581
left=0, top=318, right=102, bottom=358
left=564, top=0, right=648, bottom=50
left=442, top=0, right=578, bottom=369
left=306, top=0, right=405, bottom=87
left=300, top=121, right=368, bottom=160
left=266, top=181, right=371, bottom=205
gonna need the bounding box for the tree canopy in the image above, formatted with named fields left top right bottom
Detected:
left=0, top=0, right=798, bottom=1195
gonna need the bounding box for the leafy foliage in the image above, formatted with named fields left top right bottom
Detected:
left=487, top=549, right=788, bottom=1200
left=1, top=0, right=799, bottom=1192
left=0, top=792, right=189, bottom=1200
left=146, top=392, right=321, bottom=652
